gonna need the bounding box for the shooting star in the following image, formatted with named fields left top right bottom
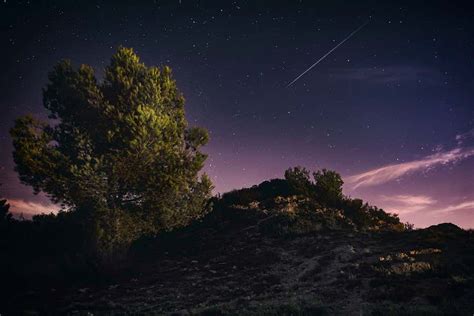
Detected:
left=286, top=19, right=371, bottom=87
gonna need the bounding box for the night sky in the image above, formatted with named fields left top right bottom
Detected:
left=1, top=1, right=473, bottom=228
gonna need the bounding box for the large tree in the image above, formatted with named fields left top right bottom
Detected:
left=10, top=47, right=212, bottom=256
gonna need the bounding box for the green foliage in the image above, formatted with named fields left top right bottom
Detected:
left=340, top=198, right=404, bottom=231
left=312, top=169, right=344, bottom=207
left=260, top=204, right=347, bottom=236
left=10, top=47, right=213, bottom=259
left=219, top=179, right=292, bottom=206
left=284, top=166, right=344, bottom=207
left=284, top=166, right=313, bottom=196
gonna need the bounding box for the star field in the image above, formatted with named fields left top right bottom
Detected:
left=0, top=0, right=473, bottom=227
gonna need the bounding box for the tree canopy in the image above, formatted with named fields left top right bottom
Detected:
left=284, top=166, right=344, bottom=207
left=10, top=47, right=213, bottom=257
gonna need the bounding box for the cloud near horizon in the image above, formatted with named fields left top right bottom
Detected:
left=345, top=147, right=474, bottom=189
left=380, top=194, right=437, bottom=215
left=432, top=200, right=474, bottom=215
left=8, top=199, right=59, bottom=218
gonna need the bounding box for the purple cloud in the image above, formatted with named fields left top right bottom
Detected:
left=346, top=147, right=474, bottom=189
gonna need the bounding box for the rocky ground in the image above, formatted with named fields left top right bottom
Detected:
left=5, top=217, right=474, bottom=315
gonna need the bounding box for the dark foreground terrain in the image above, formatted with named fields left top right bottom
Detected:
left=2, top=201, right=474, bottom=315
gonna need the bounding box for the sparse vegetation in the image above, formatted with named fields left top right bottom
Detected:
left=216, top=166, right=406, bottom=235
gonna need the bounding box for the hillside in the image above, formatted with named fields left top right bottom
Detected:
left=2, top=178, right=474, bottom=315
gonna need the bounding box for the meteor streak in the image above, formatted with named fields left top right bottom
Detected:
left=286, top=19, right=371, bottom=87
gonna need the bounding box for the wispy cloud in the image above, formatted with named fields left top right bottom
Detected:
left=456, top=128, right=474, bottom=145
left=8, top=199, right=59, bottom=218
left=380, top=194, right=436, bottom=214
left=346, top=147, right=474, bottom=189
left=433, top=201, right=474, bottom=214
left=381, top=194, right=436, bottom=206
left=379, top=194, right=474, bottom=218
left=330, top=65, right=441, bottom=84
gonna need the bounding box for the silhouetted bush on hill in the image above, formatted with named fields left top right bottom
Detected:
left=218, top=179, right=294, bottom=206
left=0, top=211, right=101, bottom=287
left=216, top=167, right=407, bottom=233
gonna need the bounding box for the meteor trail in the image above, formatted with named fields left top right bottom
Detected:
left=286, top=19, right=371, bottom=87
